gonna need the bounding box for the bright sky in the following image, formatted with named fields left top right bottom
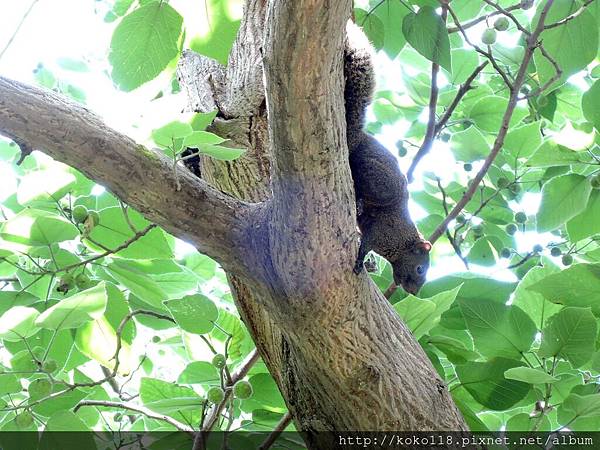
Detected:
left=0, top=0, right=587, bottom=284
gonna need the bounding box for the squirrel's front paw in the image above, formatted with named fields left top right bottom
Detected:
left=353, top=260, right=364, bottom=275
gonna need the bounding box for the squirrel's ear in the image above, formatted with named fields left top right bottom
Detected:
left=415, top=240, right=432, bottom=253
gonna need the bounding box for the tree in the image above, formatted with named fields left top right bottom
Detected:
left=1, top=0, right=600, bottom=447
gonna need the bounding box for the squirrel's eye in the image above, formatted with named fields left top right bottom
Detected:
left=416, top=265, right=425, bottom=275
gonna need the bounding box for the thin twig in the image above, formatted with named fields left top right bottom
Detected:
left=74, top=400, right=194, bottom=433
left=447, top=2, right=522, bottom=33
left=406, top=2, right=448, bottom=182
left=544, top=0, right=594, bottom=29
left=447, top=6, right=513, bottom=91
left=429, top=0, right=556, bottom=244
left=258, top=411, right=293, bottom=450
left=435, top=62, right=489, bottom=134
left=0, top=0, right=40, bottom=62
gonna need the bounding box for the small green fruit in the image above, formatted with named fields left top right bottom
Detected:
left=497, top=177, right=510, bottom=189
left=506, top=223, right=518, bottom=235
left=463, top=163, right=473, bottom=172
left=57, top=273, right=75, bottom=293
left=550, top=247, right=562, bottom=257
left=75, top=273, right=91, bottom=290
left=514, top=212, right=527, bottom=224
left=561, top=254, right=573, bottom=266
left=72, top=205, right=88, bottom=224
left=396, top=141, right=407, bottom=157
left=233, top=380, right=253, bottom=400
left=42, top=359, right=58, bottom=374
left=114, top=413, right=123, bottom=422
left=533, top=244, right=543, bottom=253
left=591, top=174, right=600, bottom=189
left=456, top=214, right=466, bottom=224
left=207, top=386, right=225, bottom=404
left=482, top=28, right=497, bottom=45
left=494, top=17, right=509, bottom=31
left=510, top=184, right=521, bottom=194
left=15, top=411, right=34, bottom=429
left=500, top=248, right=511, bottom=259
left=472, top=224, right=484, bottom=238
left=87, top=211, right=100, bottom=227
left=151, top=335, right=161, bottom=344
left=212, top=354, right=226, bottom=369
left=29, top=379, right=52, bottom=399
left=537, top=96, right=549, bottom=107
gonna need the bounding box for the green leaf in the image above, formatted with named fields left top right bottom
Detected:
left=140, top=377, right=202, bottom=423
left=183, top=131, right=225, bottom=147
left=109, top=2, right=183, bottom=91
left=562, top=393, right=600, bottom=419
left=449, top=49, right=479, bottom=85
left=75, top=315, right=134, bottom=376
left=198, top=144, right=246, bottom=161
left=0, top=306, right=39, bottom=342
left=35, top=283, right=108, bottom=330
left=402, top=6, right=451, bottom=72
left=539, top=307, right=598, bottom=368
left=1, top=210, right=78, bottom=246
left=458, top=297, right=536, bottom=359
left=467, top=238, right=497, bottom=267
left=567, top=190, right=600, bottom=242
left=536, top=174, right=592, bottom=232
left=240, top=373, right=286, bottom=412
left=582, top=79, right=600, bottom=131
left=450, top=126, right=490, bottom=162
left=534, top=0, right=598, bottom=90
left=469, top=96, right=528, bottom=133
left=503, top=122, right=542, bottom=160
left=152, top=121, right=193, bottom=148
left=456, top=358, right=530, bottom=410
left=512, top=265, right=562, bottom=330
left=106, top=260, right=167, bottom=309
left=178, top=361, right=220, bottom=385
left=394, top=286, right=460, bottom=339
left=526, top=141, right=592, bottom=167
left=87, top=207, right=173, bottom=259
left=504, top=367, right=559, bottom=384
left=189, top=0, right=241, bottom=66
left=372, top=0, right=408, bottom=58
left=355, top=9, right=385, bottom=51
left=164, top=294, right=218, bottom=335
left=528, top=264, right=600, bottom=314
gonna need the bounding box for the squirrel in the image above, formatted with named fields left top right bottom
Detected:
left=344, top=22, right=431, bottom=295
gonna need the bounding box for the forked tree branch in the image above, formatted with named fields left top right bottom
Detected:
left=0, top=76, right=259, bottom=278
left=429, top=0, right=556, bottom=244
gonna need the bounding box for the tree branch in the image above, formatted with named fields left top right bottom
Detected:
left=407, top=2, right=448, bottom=183
left=429, top=0, right=556, bottom=244
left=258, top=411, right=293, bottom=450
left=74, top=400, right=194, bottom=433
left=0, top=76, right=258, bottom=278
left=263, top=0, right=358, bottom=296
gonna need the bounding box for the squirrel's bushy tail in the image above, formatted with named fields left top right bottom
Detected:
left=344, top=21, right=375, bottom=150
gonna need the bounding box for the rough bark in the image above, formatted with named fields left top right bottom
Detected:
left=0, top=0, right=469, bottom=443
left=0, top=76, right=257, bottom=279
left=176, top=0, right=468, bottom=441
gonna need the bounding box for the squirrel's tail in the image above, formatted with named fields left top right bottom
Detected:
left=344, top=21, right=375, bottom=151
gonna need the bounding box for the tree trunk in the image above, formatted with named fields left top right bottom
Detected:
left=177, top=0, right=468, bottom=441
left=0, top=0, right=468, bottom=444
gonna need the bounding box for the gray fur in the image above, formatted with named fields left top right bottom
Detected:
left=345, top=22, right=431, bottom=294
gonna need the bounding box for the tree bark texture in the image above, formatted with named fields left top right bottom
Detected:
left=0, top=0, right=468, bottom=444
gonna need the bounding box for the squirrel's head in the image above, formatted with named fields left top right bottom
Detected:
left=392, top=239, right=431, bottom=295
